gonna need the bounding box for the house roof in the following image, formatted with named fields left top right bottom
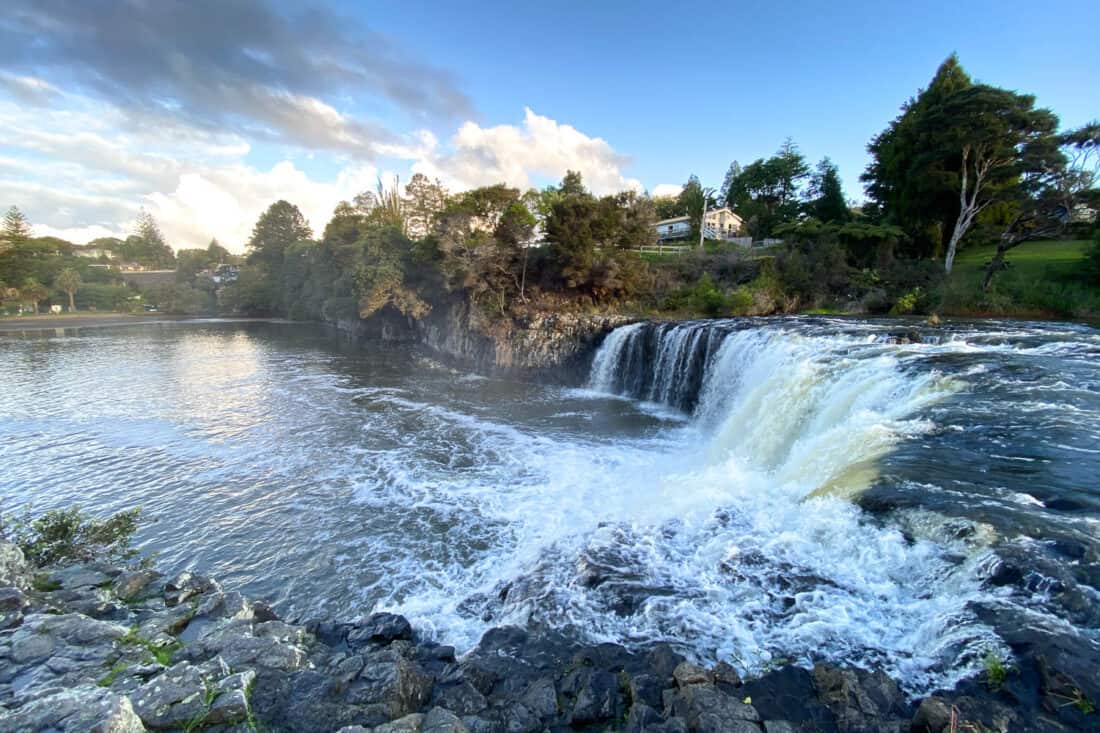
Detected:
left=654, top=216, right=691, bottom=226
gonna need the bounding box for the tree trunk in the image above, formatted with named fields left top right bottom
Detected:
left=944, top=145, right=997, bottom=275
left=67, top=291, right=76, bottom=312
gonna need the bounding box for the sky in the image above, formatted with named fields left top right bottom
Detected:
left=1, top=0, right=1097, bottom=252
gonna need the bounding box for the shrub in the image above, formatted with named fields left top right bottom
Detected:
left=1, top=506, right=142, bottom=567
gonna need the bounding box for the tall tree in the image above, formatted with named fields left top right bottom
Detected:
left=247, top=201, right=312, bottom=270
left=246, top=201, right=312, bottom=313
left=55, top=268, right=82, bottom=311
left=862, top=54, right=975, bottom=257
left=559, top=170, right=587, bottom=197
left=403, top=173, right=448, bottom=238
left=808, top=158, right=851, bottom=223
left=206, top=238, right=230, bottom=263
left=1, top=206, right=31, bottom=252
left=924, top=84, right=1060, bottom=273
left=723, top=140, right=809, bottom=238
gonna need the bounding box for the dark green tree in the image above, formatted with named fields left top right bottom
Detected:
left=808, top=158, right=851, bottom=223
left=1, top=206, right=32, bottom=252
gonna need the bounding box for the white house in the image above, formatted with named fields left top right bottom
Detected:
left=654, top=207, right=744, bottom=242
left=703, top=207, right=743, bottom=239
left=654, top=216, right=692, bottom=241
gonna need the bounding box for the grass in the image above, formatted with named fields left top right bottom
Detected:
left=97, top=662, right=128, bottom=688
left=943, top=239, right=1100, bottom=320
left=120, top=627, right=182, bottom=666
left=30, top=574, right=62, bottom=592
left=981, top=651, right=1010, bottom=690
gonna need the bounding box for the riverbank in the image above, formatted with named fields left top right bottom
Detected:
left=2, top=542, right=1093, bottom=733
left=0, top=312, right=203, bottom=332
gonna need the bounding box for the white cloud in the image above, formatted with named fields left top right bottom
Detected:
left=3, top=90, right=646, bottom=251
left=407, top=108, right=643, bottom=195
left=651, top=183, right=683, bottom=198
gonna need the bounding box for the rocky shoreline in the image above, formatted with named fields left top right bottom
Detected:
left=1, top=542, right=1095, bottom=733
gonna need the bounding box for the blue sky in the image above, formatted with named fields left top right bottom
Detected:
left=1, top=0, right=1096, bottom=249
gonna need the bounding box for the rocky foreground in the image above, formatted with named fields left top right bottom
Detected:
left=0, top=543, right=1094, bottom=733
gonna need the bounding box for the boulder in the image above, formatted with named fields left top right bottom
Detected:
left=348, top=613, right=414, bottom=647
left=90, top=695, right=147, bottom=733
left=112, top=569, right=162, bottom=601
left=48, top=564, right=112, bottom=590
left=0, top=542, right=28, bottom=589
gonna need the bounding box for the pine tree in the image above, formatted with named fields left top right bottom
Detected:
left=1, top=206, right=32, bottom=252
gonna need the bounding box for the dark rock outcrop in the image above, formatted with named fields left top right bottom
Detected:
left=1, top=543, right=1096, bottom=733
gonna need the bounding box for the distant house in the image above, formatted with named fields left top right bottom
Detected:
left=654, top=207, right=744, bottom=243
left=654, top=216, right=693, bottom=241
left=703, top=207, right=743, bottom=240
left=211, top=264, right=240, bottom=285
left=72, top=245, right=111, bottom=259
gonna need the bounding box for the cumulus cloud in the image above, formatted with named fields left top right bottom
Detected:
left=651, top=183, right=684, bottom=198
left=1, top=0, right=472, bottom=156
left=409, top=108, right=643, bottom=195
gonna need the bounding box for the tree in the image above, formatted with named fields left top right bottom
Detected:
left=677, top=176, right=717, bottom=240
left=723, top=139, right=809, bottom=238
left=206, top=239, right=230, bottom=263
left=1, top=206, right=31, bottom=252
left=922, top=84, right=1060, bottom=273
left=808, top=158, right=851, bottom=223
left=559, top=170, right=587, bottom=197
left=403, top=173, right=449, bottom=238
left=720, top=162, right=742, bottom=205
left=55, top=268, right=82, bottom=311
left=983, top=122, right=1100, bottom=288
left=129, top=209, right=176, bottom=268
left=21, top=277, right=47, bottom=313
left=862, top=55, right=974, bottom=257
left=494, top=201, right=537, bottom=304
left=246, top=201, right=313, bottom=313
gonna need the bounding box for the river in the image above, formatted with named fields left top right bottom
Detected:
left=0, top=317, right=1097, bottom=695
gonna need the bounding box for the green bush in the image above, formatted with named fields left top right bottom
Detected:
left=1, top=506, right=142, bottom=567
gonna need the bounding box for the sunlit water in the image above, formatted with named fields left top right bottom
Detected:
left=1, top=318, right=1097, bottom=694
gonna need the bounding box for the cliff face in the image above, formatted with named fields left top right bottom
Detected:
left=332, top=298, right=632, bottom=382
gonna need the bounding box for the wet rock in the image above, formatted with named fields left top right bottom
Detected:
left=163, top=571, right=218, bottom=607
left=432, top=680, right=488, bottom=716
left=518, top=677, right=558, bottom=719
left=348, top=612, right=414, bottom=647
left=48, top=564, right=112, bottom=590
left=354, top=656, right=434, bottom=718
left=207, top=670, right=256, bottom=725
left=422, top=706, right=469, bottom=733
left=0, top=542, right=29, bottom=589
left=713, top=661, right=742, bottom=691
left=673, top=661, right=712, bottom=688
left=0, top=587, right=29, bottom=613
left=374, top=712, right=425, bottom=733
left=910, top=697, right=951, bottom=733
left=761, top=722, right=797, bottom=733
left=0, top=686, right=131, bottom=733
left=570, top=669, right=621, bottom=724
left=629, top=672, right=667, bottom=709
left=812, top=664, right=908, bottom=732
left=215, top=633, right=307, bottom=671
left=665, top=684, right=761, bottom=733
left=112, top=569, right=162, bottom=601
left=255, top=619, right=307, bottom=645
left=90, top=695, right=146, bottom=733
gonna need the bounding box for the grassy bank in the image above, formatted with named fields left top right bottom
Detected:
left=941, top=239, right=1100, bottom=320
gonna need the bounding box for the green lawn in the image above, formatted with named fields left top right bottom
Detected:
left=944, top=239, right=1100, bottom=320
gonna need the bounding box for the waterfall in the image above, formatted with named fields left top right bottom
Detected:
left=588, top=320, right=956, bottom=497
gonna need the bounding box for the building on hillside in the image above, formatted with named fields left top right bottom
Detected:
left=72, top=245, right=111, bottom=259
left=654, top=216, right=692, bottom=241
left=654, top=207, right=745, bottom=243
left=703, top=207, right=743, bottom=239
left=211, top=264, right=240, bottom=285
